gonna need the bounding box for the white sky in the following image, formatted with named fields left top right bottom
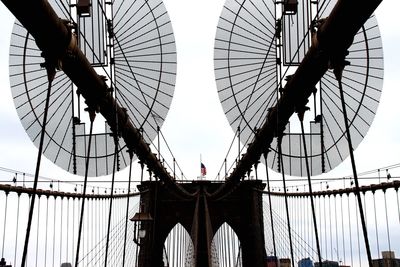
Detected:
left=0, top=1, right=398, bottom=265
left=0, top=0, right=398, bottom=190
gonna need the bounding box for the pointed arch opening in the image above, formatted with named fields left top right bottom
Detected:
left=163, top=223, right=194, bottom=267
left=211, top=222, right=242, bottom=267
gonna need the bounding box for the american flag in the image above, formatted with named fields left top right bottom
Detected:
left=201, top=163, right=207, bottom=176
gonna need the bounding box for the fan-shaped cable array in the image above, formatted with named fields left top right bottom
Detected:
left=214, top=0, right=384, bottom=177
left=9, top=0, right=177, bottom=177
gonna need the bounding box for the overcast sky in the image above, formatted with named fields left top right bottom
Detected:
left=0, top=0, right=398, bottom=189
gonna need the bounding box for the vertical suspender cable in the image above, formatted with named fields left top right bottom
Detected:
left=184, top=225, right=187, bottom=265
left=60, top=197, right=64, bottom=264
left=290, top=196, right=295, bottom=259
left=104, top=136, right=119, bottom=267
left=14, top=194, right=21, bottom=266
left=263, top=152, right=277, bottom=260
left=372, top=191, right=380, bottom=257
left=116, top=196, right=120, bottom=262
left=21, top=67, right=55, bottom=267
left=336, top=67, right=373, bottom=266
left=323, top=196, right=327, bottom=259
left=135, top=239, right=139, bottom=267
left=176, top=224, right=180, bottom=265
left=280, top=195, right=285, bottom=257
left=115, top=198, right=120, bottom=264
left=35, top=196, right=41, bottom=267
left=396, top=187, right=400, bottom=224
left=180, top=226, right=184, bottom=266
left=300, top=195, right=304, bottom=259
left=84, top=189, right=88, bottom=264
left=122, top=152, right=133, bottom=267
left=278, top=137, right=295, bottom=267
left=355, top=195, right=361, bottom=267
left=215, top=229, right=219, bottom=266
left=135, top=163, right=142, bottom=266
left=99, top=199, right=104, bottom=263
left=182, top=225, right=186, bottom=266
left=119, top=198, right=123, bottom=263
left=96, top=198, right=99, bottom=264
left=318, top=195, right=322, bottom=258
left=150, top=173, right=159, bottom=267
left=75, top=113, right=95, bottom=267
left=224, top=225, right=228, bottom=267
left=97, top=198, right=100, bottom=264
left=96, top=196, right=99, bottom=266
left=170, top=229, right=177, bottom=266
left=226, top=228, right=230, bottom=267
left=81, top=195, right=85, bottom=265
left=347, top=193, right=353, bottom=267
left=1, top=192, right=9, bottom=259
left=306, top=194, right=310, bottom=257
left=301, top=195, right=305, bottom=257
left=383, top=189, right=392, bottom=255
left=340, top=194, right=346, bottom=264
left=66, top=197, right=70, bottom=262
left=53, top=196, right=57, bottom=267
left=89, top=198, right=92, bottom=264
left=329, top=196, right=333, bottom=261
left=72, top=197, right=76, bottom=264
left=27, top=194, right=31, bottom=266
left=334, top=195, right=339, bottom=263
left=171, top=226, right=175, bottom=265
left=298, top=114, right=323, bottom=264
left=218, top=230, right=221, bottom=267
left=228, top=226, right=232, bottom=266
left=292, top=195, right=296, bottom=258
left=363, top=192, right=368, bottom=226
left=220, top=227, right=224, bottom=267
left=68, top=198, right=72, bottom=264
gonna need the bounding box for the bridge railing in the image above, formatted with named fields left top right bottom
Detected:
left=0, top=174, right=141, bottom=267
left=263, top=179, right=400, bottom=266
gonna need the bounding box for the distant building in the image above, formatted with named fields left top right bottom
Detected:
left=372, top=251, right=400, bottom=267
left=298, top=257, right=313, bottom=267
left=315, top=260, right=339, bottom=267
left=280, top=258, right=291, bottom=267
left=265, top=256, right=279, bottom=267
left=265, top=256, right=280, bottom=267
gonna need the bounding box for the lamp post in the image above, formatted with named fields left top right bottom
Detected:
left=0, top=258, right=11, bottom=267
left=130, top=205, right=153, bottom=246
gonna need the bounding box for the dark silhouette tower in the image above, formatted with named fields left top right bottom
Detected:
left=135, top=180, right=266, bottom=267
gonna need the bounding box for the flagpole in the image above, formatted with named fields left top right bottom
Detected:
left=200, top=154, right=202, bottom=179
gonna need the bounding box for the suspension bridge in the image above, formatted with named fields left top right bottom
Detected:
left=0, top=0, right=399, bottom=266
